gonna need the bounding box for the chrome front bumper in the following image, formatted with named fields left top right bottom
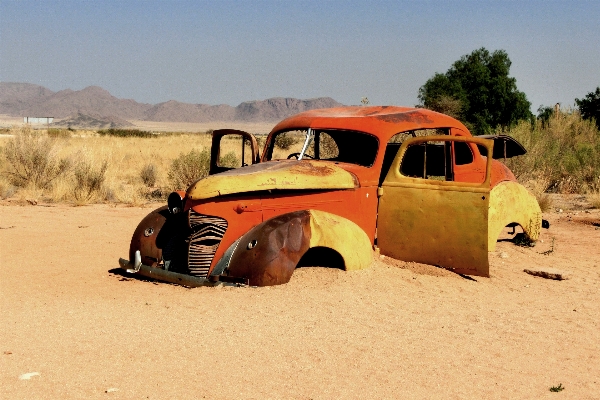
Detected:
left=118, top=250, right=249, bottom=288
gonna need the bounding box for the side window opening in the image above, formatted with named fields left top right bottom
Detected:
left=400, top=140, right=453, bottom=181
left=378, top=143, right=402, bottom=186
left=454, top=142, right=474, bottom=165
left=380, top=128, right=450, bottom=185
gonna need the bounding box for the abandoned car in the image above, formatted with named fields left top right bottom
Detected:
left=119, top=106, right=547, bottom=287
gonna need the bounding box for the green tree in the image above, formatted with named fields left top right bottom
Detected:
left=537, top=105, right=554, bottom=127
left=418, top=48, right=533, bottom=135
left=575, top=87, right=600, bottom=129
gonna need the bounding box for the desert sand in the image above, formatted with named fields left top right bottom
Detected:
left=1, top=201, right=599, bottom=399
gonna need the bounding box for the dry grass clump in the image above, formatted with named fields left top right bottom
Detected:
left=499, top=110, right=600, bottom=194
left=0, top=177, right=17, bottom=199
left=140, top=164, right=158, bottom=187
left=73, top=156, right=108, bottom=204
left=2, top=126, right=71, bottom=189
left=588, top=191, right=600, bottom=209
left=47, top=128, right=72, bottom=139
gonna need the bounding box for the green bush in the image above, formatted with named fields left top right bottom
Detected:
left=3, top=127, right=71, bottom=189
left=97, top=128, right=153, bottom=138
left=576, top=87, right=600, bottom=130
left=168, top=149, right=210, bottom=189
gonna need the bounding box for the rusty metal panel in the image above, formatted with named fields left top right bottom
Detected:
left=488, top=181, right=542, bottom=251
left=187, top=160, right=358, bottom=201
left=129, top=206, right=170, bottom=267
left=227, top=211, right=312, bottom=286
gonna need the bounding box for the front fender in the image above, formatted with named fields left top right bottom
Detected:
left=129, top=206, right=189, bottom=270
left=216, top=210, right=373, bottom=286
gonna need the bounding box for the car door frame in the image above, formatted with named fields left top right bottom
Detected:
left=377, top=135, right=494, bottom=277
left=209, top=129, right=260, bottom=175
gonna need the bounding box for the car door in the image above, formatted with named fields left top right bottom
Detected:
left=377, top=135, right=493, bottom=277
left=209, top=129, right=260, bottom=175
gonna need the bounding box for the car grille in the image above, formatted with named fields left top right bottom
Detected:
left=187, top=211, right=228, bottom=277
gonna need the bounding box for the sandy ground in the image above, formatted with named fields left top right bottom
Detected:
left=1, top=202, right=599, bottom=399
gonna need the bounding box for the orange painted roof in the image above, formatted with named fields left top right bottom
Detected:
left=269, top=106, right=471, bottom=142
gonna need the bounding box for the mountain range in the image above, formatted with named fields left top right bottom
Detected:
left=0, top=82, right=343, bottom=126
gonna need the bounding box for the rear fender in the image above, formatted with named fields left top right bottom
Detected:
left=217, top=210, right=373, bottom=286
left=488, top=181, right=542, bottom=250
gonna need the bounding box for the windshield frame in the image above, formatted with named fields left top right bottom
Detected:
left=264, top=128, right=380, bottom=167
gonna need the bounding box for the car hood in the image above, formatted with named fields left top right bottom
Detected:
left=186, top=160, right=359, bottom=200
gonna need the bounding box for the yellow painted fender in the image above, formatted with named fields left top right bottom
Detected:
left=308, top=210, right=373, bottom=271
left=488, top=181, right=542, bottom=251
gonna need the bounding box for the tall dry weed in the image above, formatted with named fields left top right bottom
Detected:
left=500, top=110, right=600, bottom=194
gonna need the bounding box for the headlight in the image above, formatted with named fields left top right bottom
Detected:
left=168, top=192, right=185, bottom=214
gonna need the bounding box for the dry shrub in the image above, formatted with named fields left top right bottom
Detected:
left=98, top=128, right=153, bottom=138
left=168, top=149, right=210, bottom=189
left=274, top=132, right=298, bottom=150
left=219, top=151, right=239, bottom=168
left=73, top=155, right=108, bottom=203
left=114, top=183, right=146, bottom=206
left=500, top=110, right=600, bottom=194
left=47, top=128, right=72, bottom=139
left=140, top=164, right=158, bottom=187
left=526, top=175, right=553, bottom=212
left=3, top=126, right=71, bottom=189
left=319, top=133, right=339, bottom=159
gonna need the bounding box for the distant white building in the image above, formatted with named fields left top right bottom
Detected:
left=24, top=117, right=54, bottom=124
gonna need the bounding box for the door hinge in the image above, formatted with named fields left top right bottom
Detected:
left=377, top=187, right=384, bottom=197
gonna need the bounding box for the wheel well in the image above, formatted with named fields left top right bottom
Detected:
left=296, top=247, right=345, bottom=270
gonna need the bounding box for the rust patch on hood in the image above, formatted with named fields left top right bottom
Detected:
left=186, top=160, right=358, bottom=200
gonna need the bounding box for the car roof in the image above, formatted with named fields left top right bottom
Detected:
left=269, top=106, right=471, bottom=141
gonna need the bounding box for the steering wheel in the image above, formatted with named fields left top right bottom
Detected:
left=287, top=152, right=314, bottom=160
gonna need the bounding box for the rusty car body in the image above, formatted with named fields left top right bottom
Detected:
left=119, top=106, right=546, bottom=287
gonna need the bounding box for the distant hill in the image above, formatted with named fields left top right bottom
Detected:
left=0, top=82, right=343, bottom=126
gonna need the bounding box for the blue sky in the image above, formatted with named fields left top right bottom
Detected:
left=1, top=0, right=598, bottom=110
